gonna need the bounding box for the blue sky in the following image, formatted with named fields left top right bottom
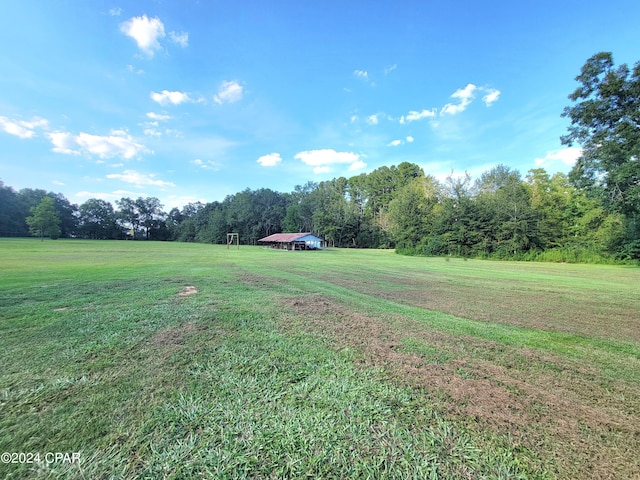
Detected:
left=1, top=0, right=639, bottom=209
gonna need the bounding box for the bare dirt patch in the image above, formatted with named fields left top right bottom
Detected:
left=178, top=286, right=198, bottom=296
left=281, top=293, right=640, bottom=479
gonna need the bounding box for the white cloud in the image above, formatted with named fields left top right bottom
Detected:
left=257, top=152, right=283, bottom=167
left=191, top=159, right=221, bottom=170
left=295, top=148, right=363, bottom=173
left=400, top=109, right=436, bottom=124
left=348, top=160, right=367, bottom=171
left=126, top=64, right=144, bottom=75
left=146, top=112, right=171, bottom=121
left=109, top=7, right=122, bottom=16
left=120, top=15, right=165, bottom=57
left=77, top=131, right=147, bottom=159
left=106, top=169, right=175, bottom=187
left=169, top=31, right=189, bottom=47
left=353, top=69, right=369, bottom=80
left=214, top=80, right=243, bottom=104
left=388, top=136, right=414, bottom=147
left=482, top=89, right=501, bottom=107
left=366, top=114, right=380, bottom=125
left=48, top=129, right=148, bottom=159
left=441, top=83, right=477, bottom=116
left=534, top=147, right=583, bottom=169
left=52, top=180, right=65, bottom=186
left=0, top=116, right=48, bottom=139
left=150, top=90, right=191, bottom=105
left=48, top=131, right=80, bottom=154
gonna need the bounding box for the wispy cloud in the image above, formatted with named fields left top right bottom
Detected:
left=169, top=31, right=189, bottom=47
left=399, top=109, right=436, bottom=124
left=388, top=136, right=415, bottom=147
left=213, top=80, right=243, bottom=104
left=109, top=7, right=122, bottom=16
left=353, top=69, right=369, bottom=81
left=146, top=112, right=171, bottom=121
left=257, top=152, right=283, bottom=167
left=150, top=90, right=191, bottom=105
left=482, top=88, right=501, bottom=107
left=48, top=129, right=149, bottom=159
left=295, top=148, right=365, bottom=174
left=0, top=116, right=48, bottom=139
left=384, top=64, right=397, bottom=75
left=120, top=15, right=165, bottom=57
left=191, top=159, right=221, bottom=170
left=366, top=114, right=380, bottom=125
left=106, top=169, right=175, bottom=187
left=126, top=64, right=144, bottom=75
left=441, top=83, right=477, bottom=116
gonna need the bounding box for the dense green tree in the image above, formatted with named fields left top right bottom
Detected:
left=0, top=181, right=25, bottom=236
left=51, top=193, right=78, bottom=238
left=26, top=196, right=61, bottom=240
left=525, top=169, right=573, bottom=249
left=388, top=176, right=439, bottom=250
left=78, top=198, right=119, bottom=239
left=475, top=166, right=536, bottom=257
left=311, top=178, right=358, bottom=247
left=135, top=197, right=165, bottom=240
left=116, top=197, right=139, bottom=238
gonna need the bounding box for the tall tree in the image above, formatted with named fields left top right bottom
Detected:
left=562, top=52, right=640, bottom=217
left=135, top=197, right=165, bottom=240
left=116, top=197, right=139, bottom=238
left=26, top=196, right=61, bottom=240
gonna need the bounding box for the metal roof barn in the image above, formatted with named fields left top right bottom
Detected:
left=258, top=233, right=325, bottom=250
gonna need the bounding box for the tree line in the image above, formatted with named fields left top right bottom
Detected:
left=1, top=159, right=637, bottom=261
left=1, top=52, right=638, bottom=262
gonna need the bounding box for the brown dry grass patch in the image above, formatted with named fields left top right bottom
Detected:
left=151, top=321, right=209, bottom=347
left=328, top=274, right=640, bottom=343
left=281, top=293, right=640, bottom=479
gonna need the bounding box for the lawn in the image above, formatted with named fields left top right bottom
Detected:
left=1, top=239, right=638, bottom=479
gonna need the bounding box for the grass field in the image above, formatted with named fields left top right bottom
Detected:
left=1, top=239, right=638, bottom=479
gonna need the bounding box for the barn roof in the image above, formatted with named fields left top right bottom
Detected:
left=258, top=232, right=320, bottom=243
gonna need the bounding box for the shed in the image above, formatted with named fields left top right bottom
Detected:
left=258, top=233, right=325, bottom=250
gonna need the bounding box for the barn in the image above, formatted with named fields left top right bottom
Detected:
left=258, top=233, right=325, bottom=250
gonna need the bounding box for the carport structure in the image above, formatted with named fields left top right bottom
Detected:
left=258, top=233, right=325, bottom=250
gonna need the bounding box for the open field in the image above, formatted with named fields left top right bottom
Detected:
left=1, top=239, right=639, bottom=479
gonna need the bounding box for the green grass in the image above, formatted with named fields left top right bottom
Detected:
left=1, top=239, right=638, bottom=478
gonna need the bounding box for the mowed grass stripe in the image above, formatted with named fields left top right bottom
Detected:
left=240, top=255, right=640, bottom=383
